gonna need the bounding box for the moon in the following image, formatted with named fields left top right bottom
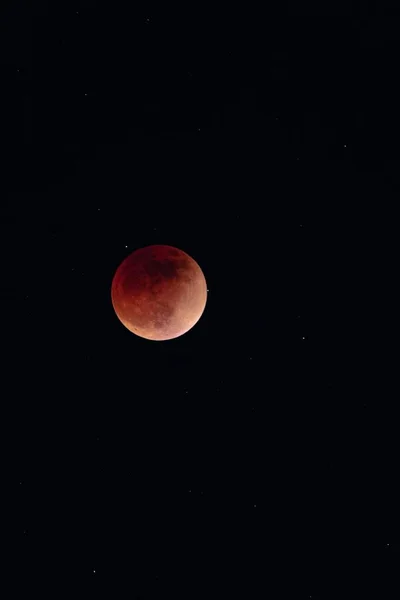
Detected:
left=111, top=245, right=207, bottom=341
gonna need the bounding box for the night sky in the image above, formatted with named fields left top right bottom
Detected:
left=4, top=2, right=399, bottom=598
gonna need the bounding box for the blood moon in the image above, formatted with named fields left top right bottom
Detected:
left=111, top=245, right=207, bottom=341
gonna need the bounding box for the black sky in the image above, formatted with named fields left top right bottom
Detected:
left=3, top=2, right=399, bottom=598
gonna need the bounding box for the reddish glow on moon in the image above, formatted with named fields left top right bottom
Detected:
left=111, top=245, right=207, bottom=341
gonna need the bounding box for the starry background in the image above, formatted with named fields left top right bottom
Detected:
left=4, top=1, right=399, bottom=598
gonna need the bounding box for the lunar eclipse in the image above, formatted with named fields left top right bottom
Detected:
left=111, top=245, right=207, bottom=341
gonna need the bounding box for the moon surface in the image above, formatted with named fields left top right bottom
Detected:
left=111, top=245, right=207, bottom=341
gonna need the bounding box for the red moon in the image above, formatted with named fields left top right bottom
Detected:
left=111, top=245, right=207, bottom=341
